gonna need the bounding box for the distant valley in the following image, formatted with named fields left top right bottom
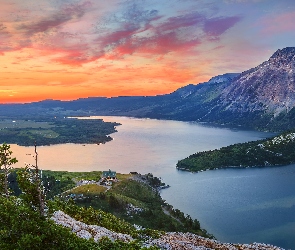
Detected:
left=1, top=47, right=295, bottom=168
left=2, top=47, right=295, bottom=132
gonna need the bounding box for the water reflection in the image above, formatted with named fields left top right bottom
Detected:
left=11, top=116, right=270, bottom=175
left=10, top=116, right=293, bottom=248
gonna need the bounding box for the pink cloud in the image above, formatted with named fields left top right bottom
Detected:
left=95, top=7, right=242, bottom=61
left=204, top=16, right=242, bottom=37
left=0, top=1, right=242, bottom=66
left=157, top=12, right=204, bottom=32
left=0, top=1, right=93, bottom=55
left=101, top=29, right=201, bottom=60
left=0, top=24, right=6, bottom=31
left=18, top=1, right=92, bottom=36
left=262, top=11, right=295, bottom=35
left=100, top=29, right=137, bottom=48
left=96, top=10, right=206, bottom=60
left=0, top=23, right=13, bottom=52
left=138, top=32, right=201, bottom=54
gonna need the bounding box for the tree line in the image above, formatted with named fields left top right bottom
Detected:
left=0, top=143, right=160, bottom=249
left=177, top=130, right=295, bottom=172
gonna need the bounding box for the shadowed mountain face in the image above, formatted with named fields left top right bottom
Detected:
left=212, top=47, right=295, bottom=130
left=220, top=47, right=295, bottom=116
left=2, top=47, right=295, bottom=131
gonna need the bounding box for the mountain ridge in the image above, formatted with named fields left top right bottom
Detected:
left=1, top=47, right=295, bottom=131
left=220, top=47, right=295, bottom=116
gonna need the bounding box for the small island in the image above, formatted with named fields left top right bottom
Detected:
left=177, top=130, right=295, bottom=172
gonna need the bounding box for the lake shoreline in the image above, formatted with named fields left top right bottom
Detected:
left=8, top=116, right=293, bottom=249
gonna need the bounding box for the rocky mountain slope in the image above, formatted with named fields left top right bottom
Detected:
left=158, top=47, right=295, bottom=130
left=214, top=47, right=295, bottom=130
left=2, top=47, right=295, bottom=131
left=221, top=48, right=295, bottom=116
left=52, top=211, right=284, bottom=250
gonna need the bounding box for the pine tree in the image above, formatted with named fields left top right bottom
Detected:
left=0, top=143, right=18, bottom=197
left=17, top=143, right=46, bottom=216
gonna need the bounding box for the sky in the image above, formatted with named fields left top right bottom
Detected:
left=1, top=0, right=295, bottom=103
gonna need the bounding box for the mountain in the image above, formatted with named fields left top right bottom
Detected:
left=221, top=48, right=295, bottom=116
left=1, top=47, right=295, bottom=131
left=214, top=47, right=295, bottom=130
left=154, top=47, right=295, bottom=130
left=0, top=74, right=237, bottom=121
left=158, top=47, right=295, bottom=130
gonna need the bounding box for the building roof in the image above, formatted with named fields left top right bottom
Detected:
left=102, top=169, right=116, bottom=178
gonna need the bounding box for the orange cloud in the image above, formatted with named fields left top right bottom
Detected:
left=2, top=0, right=288, bottom=104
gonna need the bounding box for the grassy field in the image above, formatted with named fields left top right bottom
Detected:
left=68, top=184, right=107, bottom=195
left=116, top=173, right=132, bottom=181
left=43, top=170, right=102, bottom=182
left=42, top=170, right=132, bottom=182
left=19, top=129, right=59, bottom=138
left=0, top=119, right=53, bottom=129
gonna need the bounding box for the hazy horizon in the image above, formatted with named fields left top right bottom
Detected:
left=1, top=0, right=295, bottom=103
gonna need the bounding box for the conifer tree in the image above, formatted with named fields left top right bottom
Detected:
left=0, top=143, right=18, bottom=197
left=17, top=142, right=46, bottom=216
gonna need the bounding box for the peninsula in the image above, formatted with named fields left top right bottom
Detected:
left=177, top=130, right=295, bottom=172
left=5, top=168, right=284, bottom=249
left=0, top=117, right=120, bottom=146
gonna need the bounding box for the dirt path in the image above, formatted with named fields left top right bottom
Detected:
left=162, top=206, right=183, bottom=225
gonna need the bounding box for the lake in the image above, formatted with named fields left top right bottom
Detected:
left=11, top=116, right=294, bottom=249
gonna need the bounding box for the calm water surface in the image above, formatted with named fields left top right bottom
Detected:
left=11, top=116, right=294, bottom=249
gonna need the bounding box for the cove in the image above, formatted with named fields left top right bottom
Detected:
left=10, top=116, right=293, bottom=249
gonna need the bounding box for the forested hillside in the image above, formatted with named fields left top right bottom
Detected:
left=0, top=143, right=210, bottom=249
left=177, top=130, right=295, bottom=172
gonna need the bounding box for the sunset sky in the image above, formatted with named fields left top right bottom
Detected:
left=1, top=0, right=295, bottom=103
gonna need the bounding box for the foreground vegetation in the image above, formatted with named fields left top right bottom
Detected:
left=0, top=117, right=120, bottom=146
left=35, top=170, right=209, bottom=237
left=72, top=177, right=208, bottom=236
left=177, top=130, right=295, bottom=172
left=0, top=143, right=212, bottom=249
